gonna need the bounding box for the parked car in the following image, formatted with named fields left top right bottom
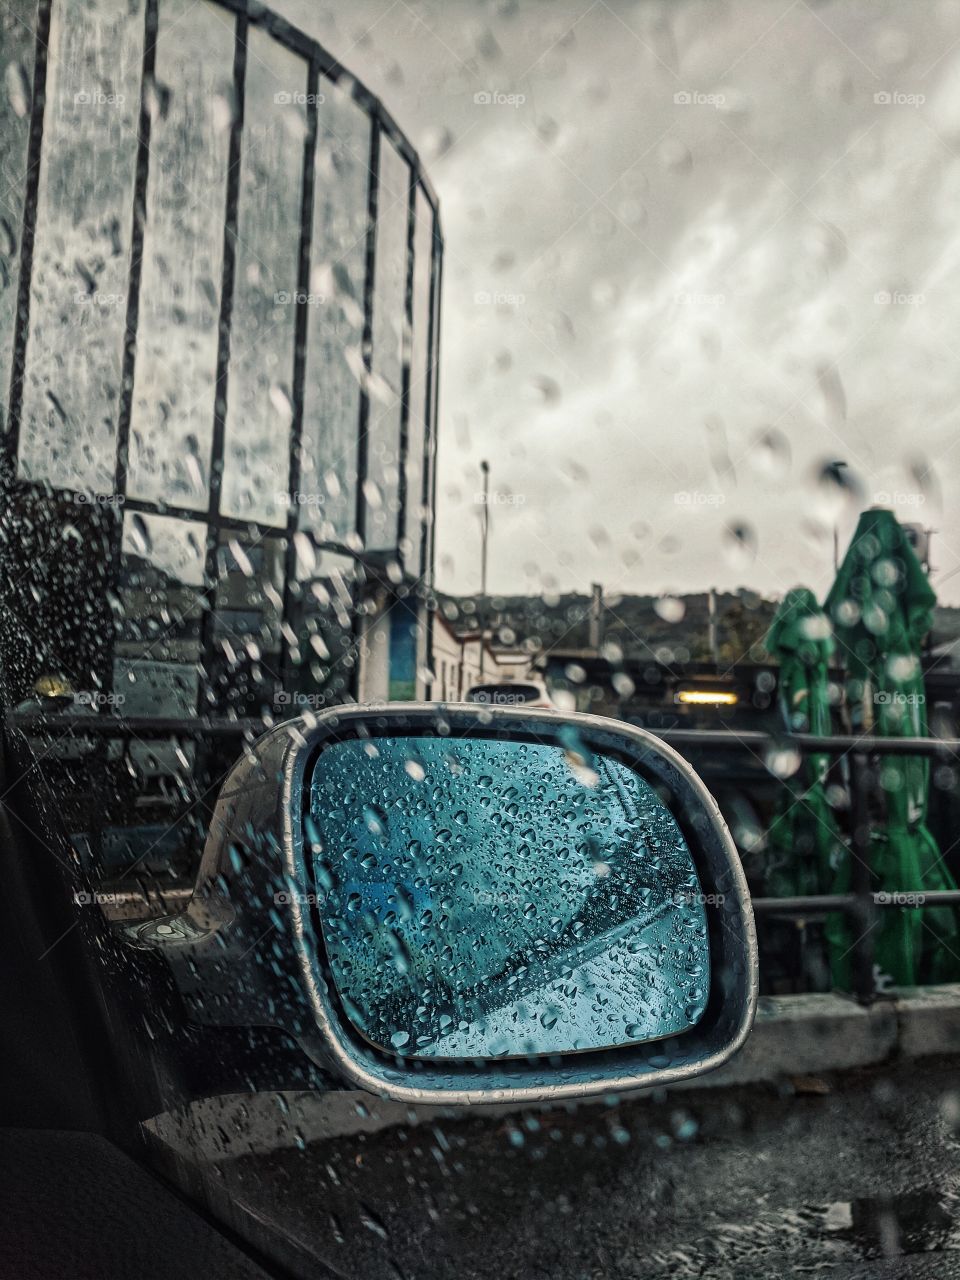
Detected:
left=465, top=680, right=555, bottom=709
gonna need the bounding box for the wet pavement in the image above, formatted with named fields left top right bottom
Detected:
left=187, top=1056, right=960, bottom=1279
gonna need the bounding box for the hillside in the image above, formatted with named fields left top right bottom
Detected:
left=438, top=591, right=960, bottom=668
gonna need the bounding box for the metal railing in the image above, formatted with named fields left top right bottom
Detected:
left=659, top=727, right=960, bottom=1003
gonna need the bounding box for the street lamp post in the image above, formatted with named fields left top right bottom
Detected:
left=479, top=460, right=490, bottom=678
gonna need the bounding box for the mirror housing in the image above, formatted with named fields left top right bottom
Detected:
left=123, top=705, right=757, bottom=1105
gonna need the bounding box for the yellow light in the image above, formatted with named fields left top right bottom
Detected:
left=676, top=689, right=739, bottom=707
left=34, top=673, right=74, bottom=699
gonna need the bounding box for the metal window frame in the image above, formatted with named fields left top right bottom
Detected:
left=1, top=0, right=443, bottom=713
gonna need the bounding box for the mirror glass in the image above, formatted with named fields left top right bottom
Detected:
left=306, top=735, right=710, bottom=1059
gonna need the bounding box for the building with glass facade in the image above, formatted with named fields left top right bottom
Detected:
left=0, top=0, right=441, bottom=883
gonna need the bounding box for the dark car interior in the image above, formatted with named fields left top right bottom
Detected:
left=0, top=715, right=302, bottom=1278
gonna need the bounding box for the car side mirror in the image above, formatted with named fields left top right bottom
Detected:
left=123, top=705, right=757, bottom=1105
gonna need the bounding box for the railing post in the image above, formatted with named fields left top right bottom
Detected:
left=849, top=750, right=877, bottom=1003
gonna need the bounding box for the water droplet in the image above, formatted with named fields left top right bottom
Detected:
left=815, top=362, right=847, bottom=423
left=269, top=383, right=293, bottom=428
left=749, top=427, right=791, bottom=479
left=723, top=522, right=757, bottom=568
left=211, top=87, right=238, bottom=133
left=363, top=805, right=387, bottom=836
left=612, top=672, right=635, bottom=697
left=127, top=513, right=152, bottom=557
left=5, top=61, right=31, bottom=118
left=421, top=125, right=455, bottom=160
left=887, top=653, right=919, bottom=682
left=528, top=375, right=561, bottom=406
left=655, top=596, right=685, bottom=623
left=765, top=745, right=802, bottom=779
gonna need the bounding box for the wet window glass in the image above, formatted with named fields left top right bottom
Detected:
left=209, top=531, right=285, bottom=717
left=298, top=87, right=371, bottom=544
left=17, top=0, right=142, bottom=493
left=309, top=735, right=709, bottom=1057
left=219, top=31, right=306, bottom=526
left=98, top=509, right=208, bottom=878
left=18, top=0, right=960, bottom=1275
left=0, top=3, right=32, bottom=402
left=114, top=510, right=205, bottom=718
left=283, top=544, right=360, bottom=711
left=125, top=0, right=235, bottom=510
left=364, top=140, right=410, bottom=550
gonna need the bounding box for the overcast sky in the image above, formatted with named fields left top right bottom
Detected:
left=275, top=0, right=960, bottom=605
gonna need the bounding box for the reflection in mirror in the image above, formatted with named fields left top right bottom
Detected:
left=308, top=735, right=710, bottom=1059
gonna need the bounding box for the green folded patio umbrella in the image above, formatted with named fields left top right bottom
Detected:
left=763, top=587, right=845, bottom=898
left=824, top=507, right=960, bottom=988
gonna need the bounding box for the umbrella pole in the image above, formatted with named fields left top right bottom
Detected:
left=849, top=751, right=877, bottom=1002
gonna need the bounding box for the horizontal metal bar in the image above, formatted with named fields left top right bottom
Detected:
left=657, top=728, right=960, bottom=758
left=754, top=890, right=960, bottom=915
left=4, top=480, right=375, bottom=560
left=211, top=0, right=441, bottom=218
left=8, top=714, right=264, bottom=737
left=12, top=716, right=960, bottom=758
left=752, top=895, right=856, bottom=914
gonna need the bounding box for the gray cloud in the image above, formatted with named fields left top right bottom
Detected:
left=277, top=0, right=960, bottom=604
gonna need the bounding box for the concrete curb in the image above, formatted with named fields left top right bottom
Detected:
left=672, top=990, right=899, bottom=1090
left=145, top=987, right=960, bottom=1159
left=892, top=982, right=960, bottom=1059
left=676, top=985, right=960, bottom=1089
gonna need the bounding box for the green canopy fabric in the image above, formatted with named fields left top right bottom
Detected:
left=764, top=587, right=845, bottom=898
left=824, top=507, right=960, bottom=988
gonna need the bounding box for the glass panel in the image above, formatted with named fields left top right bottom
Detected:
left=282, top=544, right=359, bottom=712
left=220, top=32, right=307, bottom=526
left=387, top=596, right=418, bottom=699
left=0, top=6, right=36, bottom=419
left=105, top=509, right=208, bottom=879
left=17, top=0, right=143, bottom=493
left=364, top=140, right=409, bottom=550
left=309, top=736, right=709, bottom=1058
left=113, top=510, right=206, bottom=719
left=208, top=531, right=285, bottom=717
left=299, top=86, right=370, bottom=543
left=402, top=188, right=434, bottom=576
left=125, top=0, right=235, bottom=510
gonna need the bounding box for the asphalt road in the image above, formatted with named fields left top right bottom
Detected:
left=192, top=1056, right=960, bottom=1279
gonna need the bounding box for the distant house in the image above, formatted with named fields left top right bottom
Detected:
left=430, top=613, right=536, bottom=701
